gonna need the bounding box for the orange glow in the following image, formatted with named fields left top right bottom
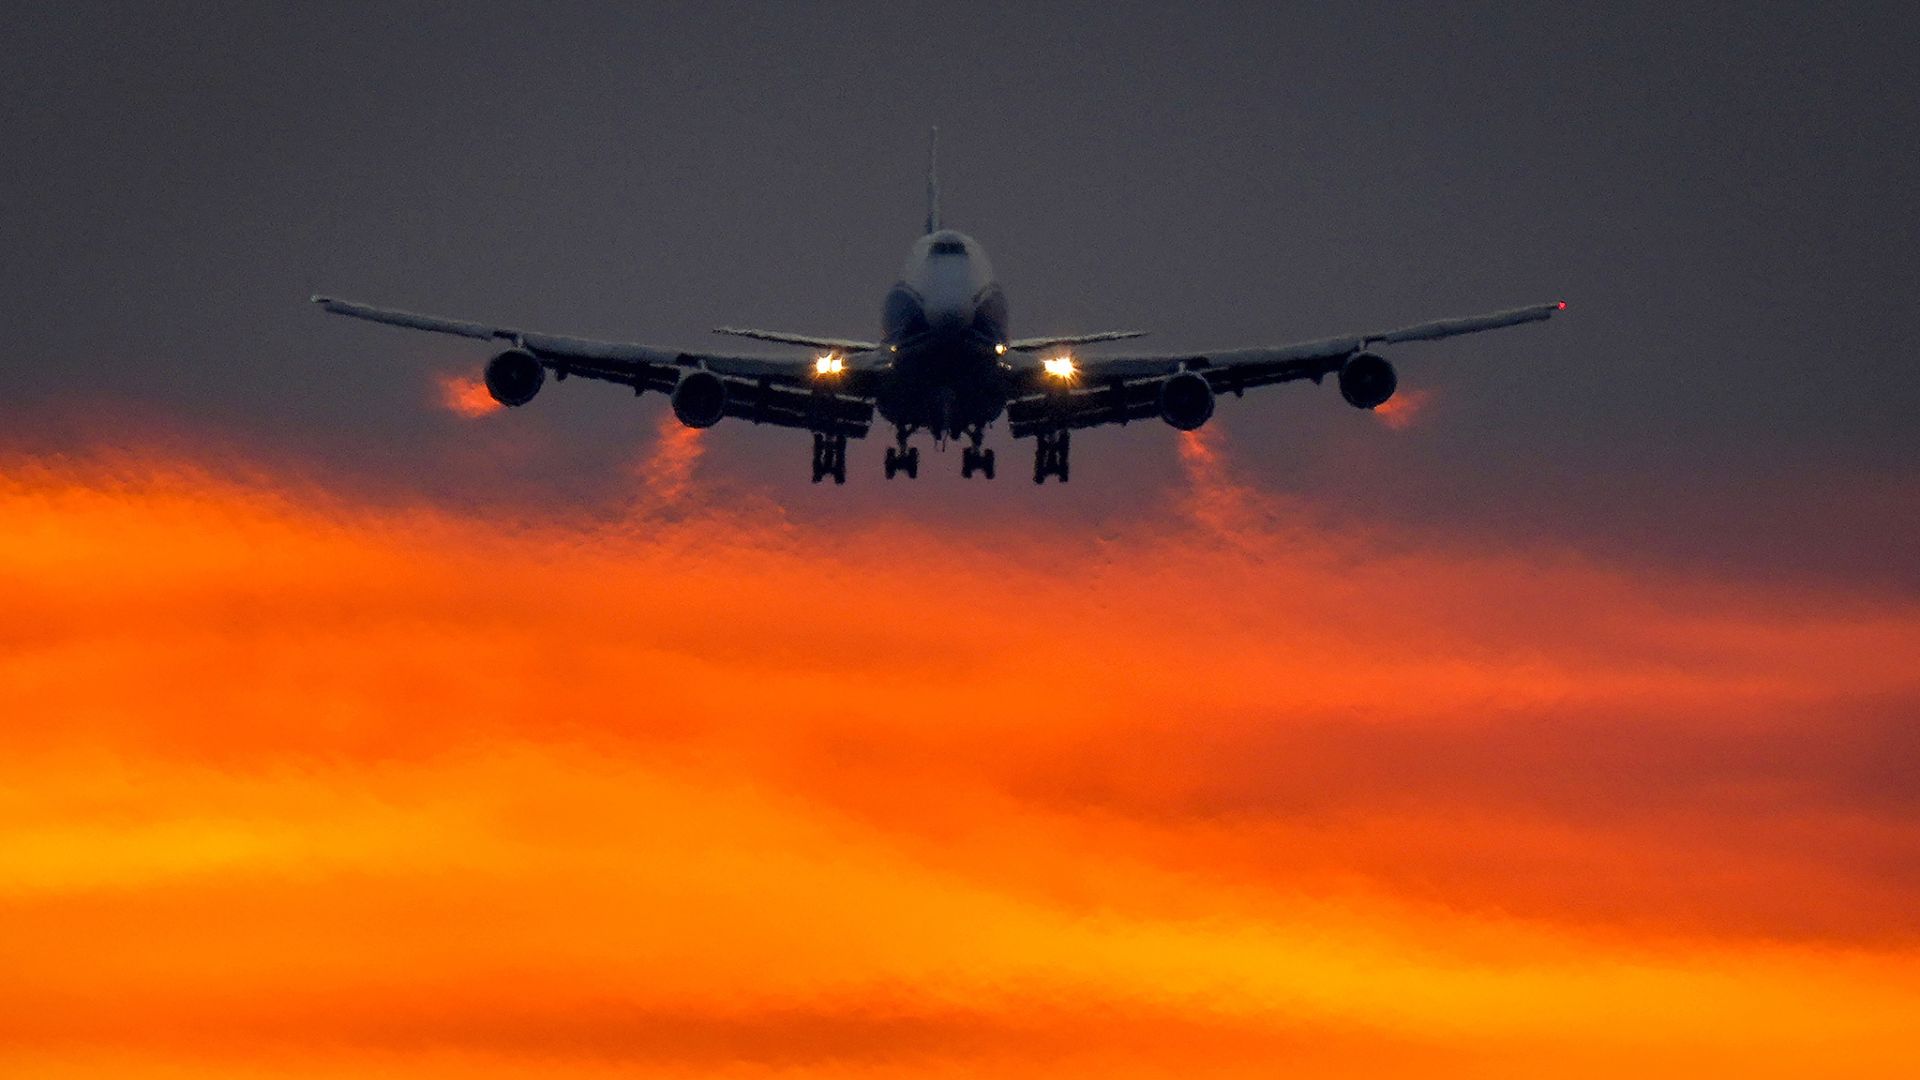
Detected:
left=1373, top=387, right=1432, bottom=430
left=814, top=353, right=845, bottom=376
left=1042, top=355, right=1076, bottom=379
left=434, top=371, right=503, bottom=418
left=2, top=447, right=1918, bottom=1078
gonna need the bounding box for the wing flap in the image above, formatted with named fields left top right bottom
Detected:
left=1007, top=380, right=1163, bottom=437
left=1007, top=330, right=1149, bottom=351
left=719, top=379, right=874, bottom=437
left=712, top=327, right=883, bottom=352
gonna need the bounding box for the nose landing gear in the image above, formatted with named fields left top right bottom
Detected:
left=810, top=432, right=848, bottom=484
left=1032, top=428, right=1070, bottom=484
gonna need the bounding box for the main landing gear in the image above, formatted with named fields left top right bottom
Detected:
left=874, top=424, right=1000, bottom=481
left=884, top=426, right=920, bottom=480
left=811, top=432, right=848, bottom=484
left=883, top=445, right=920, bottom=479
left=1032, top=428, right=1070, bottom=484
left=960, top=426, right=995, bottom=480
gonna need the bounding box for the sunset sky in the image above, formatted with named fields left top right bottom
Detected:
left=4, top=3, right=1918, bottom=1076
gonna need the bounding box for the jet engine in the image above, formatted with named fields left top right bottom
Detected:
left=484, top=349, right=545, bottom=407
left=671, top=370, right=728, bottom=428
left=1158, top=371, right=1215, bottom=430
left=1338, top=352, right=1397, bottom=410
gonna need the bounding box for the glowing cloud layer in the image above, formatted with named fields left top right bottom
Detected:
left=1, top=443, right=1916, bottom=1078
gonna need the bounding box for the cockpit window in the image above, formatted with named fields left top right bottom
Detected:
left=929, top=239, right=967, bottom=255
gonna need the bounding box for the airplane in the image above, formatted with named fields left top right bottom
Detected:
left=312, top=131, right=1563, bottom=485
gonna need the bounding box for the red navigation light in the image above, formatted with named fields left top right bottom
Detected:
left=1556, top=301, right=1567, bottom=310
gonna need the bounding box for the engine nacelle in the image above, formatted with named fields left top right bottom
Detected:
left=671, top=370, right=728, bottom=429
left=484, top=349, right=545, bottom=407
left=1338, top=352, right=1397, bottom=410
left=1158, top=371, right=1215, bottom=430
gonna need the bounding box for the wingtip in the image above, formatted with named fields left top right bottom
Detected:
left=309, top=293, right=333, bottom=305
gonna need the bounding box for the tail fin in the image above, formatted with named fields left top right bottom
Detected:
left=924, top=126, right=940, bottom=234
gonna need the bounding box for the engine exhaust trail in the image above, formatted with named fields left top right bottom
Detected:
left=434, top=371, right=504, bottom=419
left=1177, top=426, right=1259, bottom=538
left=639, top=411, right=706, bottom=505
left=1372, top=387, right=1432, bottom=430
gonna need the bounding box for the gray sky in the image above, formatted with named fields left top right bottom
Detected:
left=3, top=1, right=1916, bottom=589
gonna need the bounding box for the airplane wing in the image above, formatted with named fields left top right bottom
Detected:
left=1004, top=301, right=1563, bottom=436
left=313, top=296, right=880, bottom=436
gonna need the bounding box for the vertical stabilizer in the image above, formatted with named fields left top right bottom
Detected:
left=924, top=126, right=941, bottom=235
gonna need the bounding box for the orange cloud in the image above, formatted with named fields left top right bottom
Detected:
left=1, top=448, right=1917, bottom=1078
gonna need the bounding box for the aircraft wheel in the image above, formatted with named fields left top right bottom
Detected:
left=904, top=447, right=919, bottom=479
left=981, top=448, right=995, bottom=480
left=814, top=432, right=848, bottom=484
left=1032, top=430, right=1069, bottom=483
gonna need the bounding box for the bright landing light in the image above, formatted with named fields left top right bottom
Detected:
left=814, top=353, right=845, bottom=376
left=1043, top=355, right=1076, bottom=380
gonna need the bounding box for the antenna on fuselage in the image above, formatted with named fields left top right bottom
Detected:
left=924, top=126, right=940, bottom=235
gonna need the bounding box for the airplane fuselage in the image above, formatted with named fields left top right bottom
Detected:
left=874, top=229, right=1013, bottom=440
